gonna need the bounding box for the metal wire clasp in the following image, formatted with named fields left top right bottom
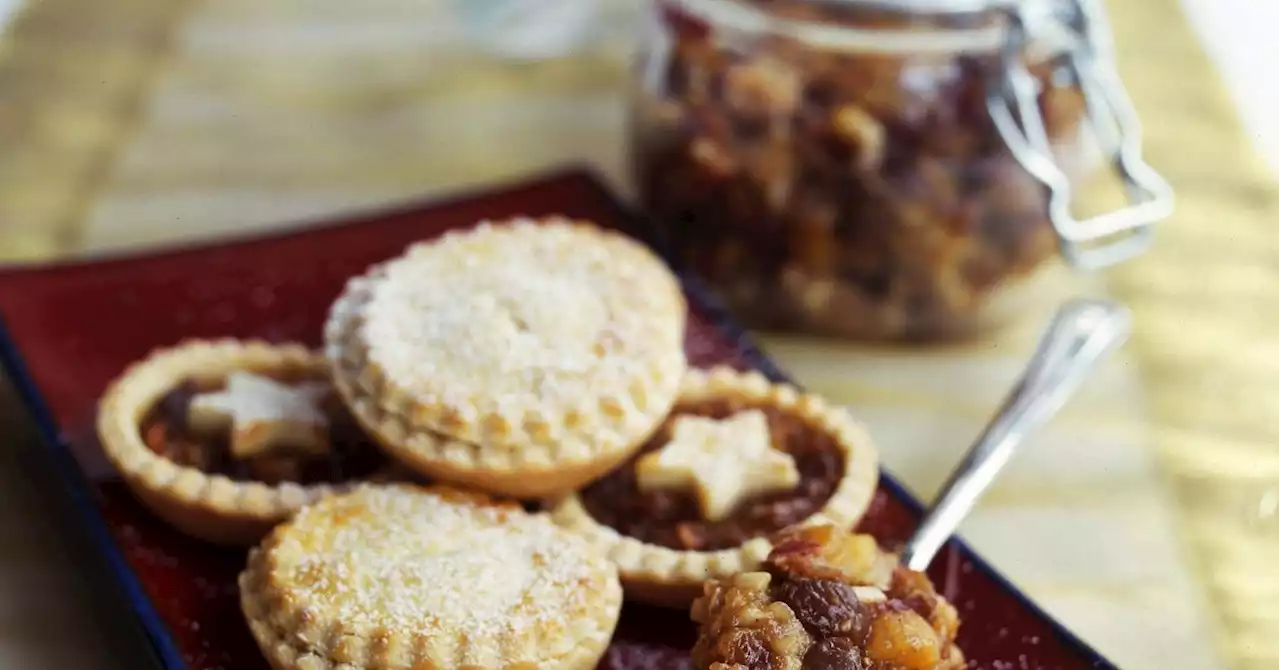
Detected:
left=987, top=0, right=1174, bottom=270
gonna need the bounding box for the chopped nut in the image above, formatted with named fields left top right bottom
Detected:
left=724, top=59, right=802, bottom=118
left=819, top=533, right=895, bottom=588
left=690, top=594, right=712, bottom=624
left=689, top=137, right=738, bottom=178
left=764, top=600, right=797, bottom=622
left=832, top=105, right=886, bottom=170
left=691, top=575, right=812, bottom=670
left=780, top=268, right=835, bottom=315
left=743, top=141, right=795, bottom=212
left=851, top=586, right=887, bottom=603
left=735, top=571, right=773, bottom=591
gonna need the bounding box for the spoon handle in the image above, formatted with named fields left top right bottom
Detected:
left=900, top=299, right=1132, bottom=572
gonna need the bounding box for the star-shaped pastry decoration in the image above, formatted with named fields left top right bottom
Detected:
left=187, top=371, right=331, bottom=460
left=635, top=409, right=800, bottom=521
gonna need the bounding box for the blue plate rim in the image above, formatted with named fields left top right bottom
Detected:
left=0, top=315, right=179, bottom=669
left=0, top=166, right=1117, bottom=670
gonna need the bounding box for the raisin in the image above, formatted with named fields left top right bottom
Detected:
left=720, top=629, right=773, bottom=668
left=803, top=637, right=866, bottom=670
left=772, top=577, right=864, bottom=637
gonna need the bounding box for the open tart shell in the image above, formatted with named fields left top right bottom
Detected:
left=238, top=484, right=623, bottom=670
left=549, top=367, right=880, bottom=607
left=96, top=339, right=374, bottom=545
left=324, top=218, right=688, bottom=498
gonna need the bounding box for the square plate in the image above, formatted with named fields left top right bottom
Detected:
left=0, top=169, right=1115, bottom=670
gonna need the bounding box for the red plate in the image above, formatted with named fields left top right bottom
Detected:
left=0, top=169, right=1115, bottom=670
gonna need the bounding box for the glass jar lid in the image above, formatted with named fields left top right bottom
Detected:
left=664, top=0, right=1085, bottom=53
left=813, top=0, right=1022, bottom=15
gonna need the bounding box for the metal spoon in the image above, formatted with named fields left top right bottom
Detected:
left=899, top=299, right=1132, bottom=571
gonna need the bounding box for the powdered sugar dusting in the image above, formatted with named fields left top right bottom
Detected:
left=266, top=486, right=605, bottom=661
left=356, top=220, right=681, bottom=421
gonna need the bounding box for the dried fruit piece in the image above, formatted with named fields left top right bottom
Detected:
left=768, top=523, right=895, bottom=588
left=866, top=609, right=942, bottom=670
left=725, top=58, right=803, bottom=118
left=771, top=577, right=864, bottom=637
left=803, top=637, right=867, bottom=670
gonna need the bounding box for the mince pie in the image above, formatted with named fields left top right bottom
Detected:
left=324, top=217, right=688, bottom=498
left=549, top=367, right=878, bottom=606
left=691, top=523, right=964, bottom=670
left=97, top=340, right=400, bottom=544
left=239, top=484, right=623, bottom=670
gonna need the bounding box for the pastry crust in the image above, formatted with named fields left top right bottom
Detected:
left=548, top=367, right=879, bottom=607
left=238, top=484, right=623, bottom=670
left=96, top=339, right=362, bottom=545
left=324, top=217, right=688, bottom=498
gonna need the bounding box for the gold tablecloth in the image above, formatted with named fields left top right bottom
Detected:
left=0, top=1, right=1274, bottom=668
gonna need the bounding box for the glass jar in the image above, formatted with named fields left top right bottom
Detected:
left=629, top=0, right=1171, bottom=340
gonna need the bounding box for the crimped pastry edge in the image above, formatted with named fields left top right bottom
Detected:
left=237, top=484, right=624, bottom=670
left=548, top=366, right=881, bottom=607
left=323, top=218, right=688, bottom=498
left=95, top=339, right=352, bottom=545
